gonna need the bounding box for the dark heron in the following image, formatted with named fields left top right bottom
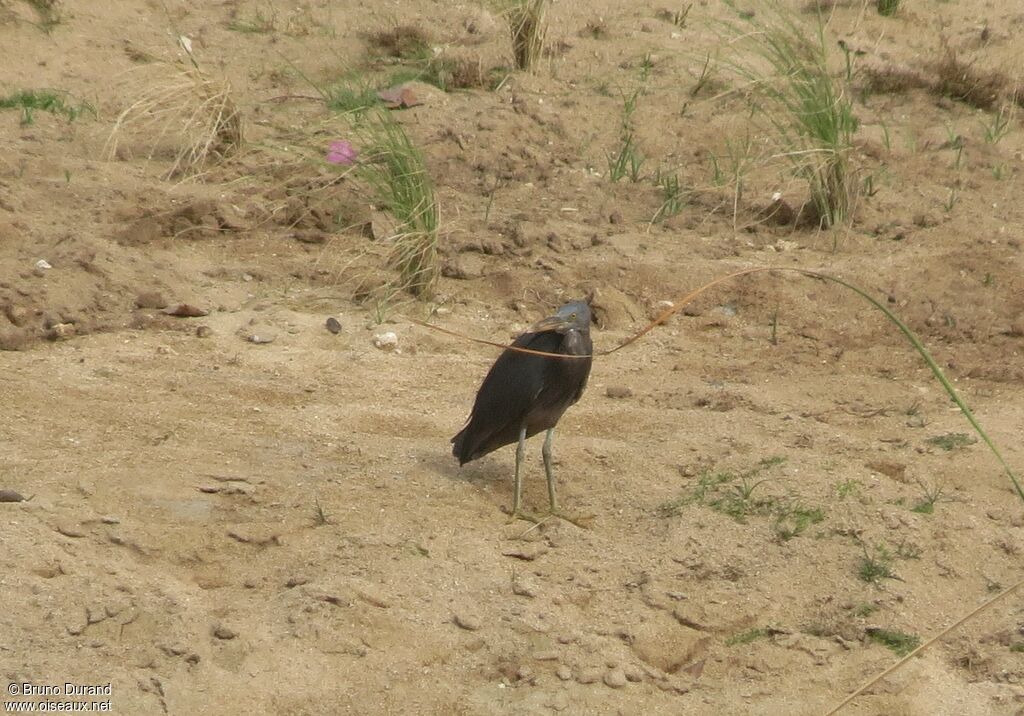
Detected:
left=451, top=300, right=593, bottom=518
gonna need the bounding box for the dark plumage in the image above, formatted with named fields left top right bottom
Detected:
left=452, top=300, right=593, bottom=516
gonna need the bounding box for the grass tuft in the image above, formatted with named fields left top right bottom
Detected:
left=723, top=0, right=858, bottom=227
left=867, top=628, right=920, bottom=656
left=106, top=60, right=242, bottom=179
left=926, top=432, right=976, bottom=451
left=0, top=89, right=92, bottom=125
left=500, top=0, right=548, bottom=71
left=875, top=0, right=900, bottom=16
left=352, top=111, right=439, bottom=297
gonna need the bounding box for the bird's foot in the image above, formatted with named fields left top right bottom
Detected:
left=503, top=506, right=550, bottom=525
left=547, top=508, right=595, bottom=530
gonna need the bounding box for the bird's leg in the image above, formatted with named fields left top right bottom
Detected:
left=542, top=428, right=557, bottom=513
left=512, top=425, right=527, bottom=517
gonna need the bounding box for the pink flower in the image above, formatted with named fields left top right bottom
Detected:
left=326, top=140, right=358, bottom=165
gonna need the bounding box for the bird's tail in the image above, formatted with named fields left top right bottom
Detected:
left=451, top=428, right=468, bottom=464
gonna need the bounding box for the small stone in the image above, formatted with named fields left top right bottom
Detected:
left=604, top=668, right=628, bottom=689
left=512, top=573, right=539, bottom=598
left=325, top=317, right=342, bottom=334
left=501, top=543, right=548, bottom=561
left=56, top=523, right=86, bottom=538
left=556, top=665, right=572, bottom=681
left=285, top=575, right=310, bottom=588
left=212, top=624, right=238, bottom=640
left=35, top=259, right=52, bottom=270
left=163, top=303, right=209, bottom=317
left=373, top=332, right=399, bottom=351
left=577, top=667, right=602, bottom=684
left=4, top=305, right=30, bottom=327
left=532, top=650, right=559, bottom=661
left=195, top=325, right=212, bottom=338
left=47, top=323, right=75, bottom=340
left=623, top=664, right=644, bottom=682
left=100, top=515, right=120, bottom=525
left=609, top=210, right=623, bottom=224
left=248, top=333, right=276, bottom=344
left=135, top=291, right=168, bottom=309
left=0, top=489, right=27, bottom=502
left=453, top=612, right=482, bottom=631
left=605, top=386, right=632, bottom=399
left=516, top=665, right=534, bottom=682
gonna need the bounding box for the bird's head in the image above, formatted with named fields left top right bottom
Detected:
left=530, top=300, right=591, bottom=335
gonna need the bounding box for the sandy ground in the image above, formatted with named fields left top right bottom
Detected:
left=2, top=0, right=1024, bottom=713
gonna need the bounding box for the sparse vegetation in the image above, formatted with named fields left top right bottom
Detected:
left=722, top=0, right=858, bottom=227
left=106, top=59, right=242, bottom=179
left=726, top=627, right=770, bottom=646
left=0, top=89, right=92, bottom=125
left=607, top=87, right=646, bottom=182
left=501, top=0, right=548, bottom=71
left=875, top=0, right=900, bottom=16
left=26, top=0, right=62, bottom=33
left=858, top=545, right=897, bottom=584
left=351, top=110, right=439, bottom=297
left=926, top=432, right=977, bottom=451
left=867, top=628, right=920, bottom=656
left=652, top=169, right=686, bottom=222
left=910, top=477, right=946, bottom=514
left=981, top=104, right=1014, bottom=144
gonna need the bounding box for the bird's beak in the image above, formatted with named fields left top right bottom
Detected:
left=530, top=315, right=573, bottom=334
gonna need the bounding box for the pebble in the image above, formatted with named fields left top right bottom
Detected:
left=325, top=317, right=342, bottom=334
left=623, top=664, right=644, bottom=682
left=135, top=291, right=168, bottom=309
left=555, top=665, right=572, bottom=681
left=501, top=544, right=548, bottom=561
left=212, top=624, right=238, bottom=640
left=47, top=323, right=75, bottom=340
left=453, top=612, right=482, bottom=631
left=532, top=650, right=559, bottom=661
left=0, top=489, right=27, bottom=502
left=576, top=667, right=602, bottom=684
left=373, top=332, right=399, bottom=351
left=604, top=668, right=628, bottom=689
left=35, top=259, right=52, bottom=270
left=195, top=325, right=213, bottom=338
left=605, top=385, right=633, bottom=399
left=512, top=573, right=539, bottom=598
left=248, top=333, right=276, bottom=344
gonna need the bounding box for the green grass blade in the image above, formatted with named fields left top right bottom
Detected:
left=797, top=269, right=1024, bottom=503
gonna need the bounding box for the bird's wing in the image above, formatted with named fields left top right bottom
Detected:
left=455, top=330, right=562, bottom=461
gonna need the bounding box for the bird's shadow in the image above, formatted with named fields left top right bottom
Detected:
left=419, top=449, right=508, bottom=485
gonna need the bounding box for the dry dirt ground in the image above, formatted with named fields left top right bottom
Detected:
left=2, top=0, right=1024, bottom=714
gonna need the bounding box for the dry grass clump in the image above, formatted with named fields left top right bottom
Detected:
left=500, top=0, right=547, bottom=71
left=933, top=47, right=1007, bottom=111
left=858, top=63, right=931, bottom=96
left=106, top=61, right=242, bottom=179
left=368, top=25, right=432, bottom=60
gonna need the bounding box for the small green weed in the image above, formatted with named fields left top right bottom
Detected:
left=1010, top=643, right=1024, bottom=653
left=981, top=104, right=1014, bottom=144
left=773, top=505, right=825, bottom=541
left=726, top=627, right=769, bottom=646
left=926, top=432, right=977, bottom=451
left=858, top=545, right=896, bottom=584
left=228, top=5, right=277, bottom=34
left=835, top=478, right=861, bottom=499
left=325, top=81, right=379, bottom=114
left=853, top=603, right=878, bottom=618
left=909, top=477, right=945, bottom=514
left=26, top=0, right=62, bottom=33
left=606, top=87, right=645, bottom=183
left=876, top=0, right=900, bottom=16
left=0, top=90, right=92, bottom=125
left=652, top=169, right=686, bottom=222
left=867, top=628, right=919, bottom=656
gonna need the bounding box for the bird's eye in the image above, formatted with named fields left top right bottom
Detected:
left=570, top=312, right=577, bottom=320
